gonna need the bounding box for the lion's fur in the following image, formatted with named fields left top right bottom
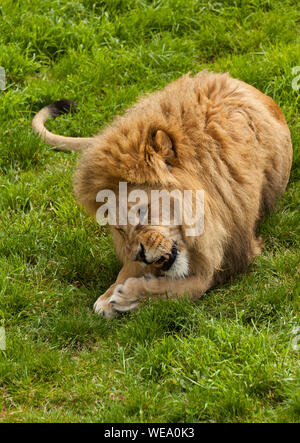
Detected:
left=74, top=71, right=292, bottom=293
left=32, top=70, right=293, bottom=316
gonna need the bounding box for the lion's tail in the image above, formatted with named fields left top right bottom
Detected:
left=32, top=99, right=94, bottom=151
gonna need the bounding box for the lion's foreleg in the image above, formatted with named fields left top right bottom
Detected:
left=109, top=275, right=214, bottom=314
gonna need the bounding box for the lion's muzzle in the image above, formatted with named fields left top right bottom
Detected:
left=135, top=241, right=178, bottom=270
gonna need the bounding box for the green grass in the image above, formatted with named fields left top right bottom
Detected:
left=0, top=0, right=299, bottom=423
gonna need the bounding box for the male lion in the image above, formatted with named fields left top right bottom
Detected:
left=32, top=71, right=292, bottom=318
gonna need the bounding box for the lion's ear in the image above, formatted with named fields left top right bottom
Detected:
left=154, top=130, right=176, bottom=166
left=155, top=130, right=172, bottom=151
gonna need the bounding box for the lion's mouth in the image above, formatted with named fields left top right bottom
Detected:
left=136, top=242, right=189, bottom=278
left=164, top=249, right=190, bottom=279
left=136, top=243, right=178, bottom=270
left=161, top=244, right=178, bottom=271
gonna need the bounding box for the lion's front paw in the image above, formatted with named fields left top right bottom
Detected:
left=109, top=277, right=145, bottom=313
left=94, top=295, right=116, bottom=319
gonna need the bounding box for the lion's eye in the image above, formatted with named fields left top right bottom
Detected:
left=137, top=205, right=148, bottom=224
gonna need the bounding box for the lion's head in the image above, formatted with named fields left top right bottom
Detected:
left=73, top=110, right=205, bottom=280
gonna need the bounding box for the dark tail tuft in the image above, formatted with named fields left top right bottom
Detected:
left=48, top=99, right=77, bottom=119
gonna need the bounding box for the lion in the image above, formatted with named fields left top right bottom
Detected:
left=32, top=71, right=293, bottom=318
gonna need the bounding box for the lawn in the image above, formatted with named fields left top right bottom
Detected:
left=0, top=0, right=299, bottom=423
